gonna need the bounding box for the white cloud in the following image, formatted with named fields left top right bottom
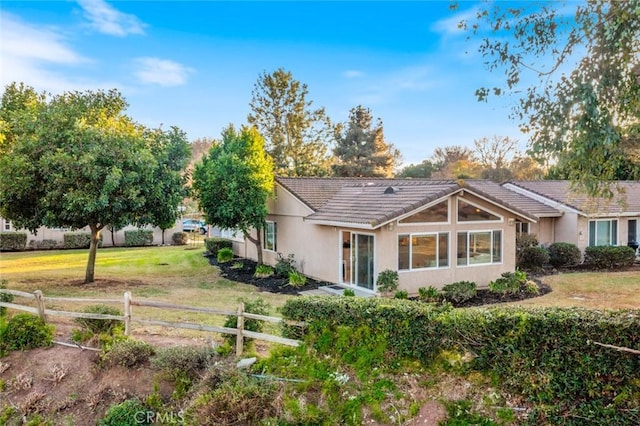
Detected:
left=343, top=70, right=364, bottom=79
left=133, top=57, right=194, bottom=87
left=431, top=7, right=478, bottom=37
left=77, top=0, right=146, bottom=36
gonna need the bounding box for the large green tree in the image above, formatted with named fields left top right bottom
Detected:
left=192, top=125, right=274, bottom=264
left=332, top=105, right=401, bottom=177
left=248, top=68, right=334, bottom=177
left=462, top=0, right=640, bottom=195
left=430, top=145, right=480, bottom=179
left=0, top=83, right=188, bottom=283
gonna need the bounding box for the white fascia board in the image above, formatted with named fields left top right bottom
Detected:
left=456, top=188, right=538, bottom=223
left=503, top=183, right=583, bottom=216
left=303, top=218, right=374, bottom=230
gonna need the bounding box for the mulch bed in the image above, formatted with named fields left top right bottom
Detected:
left=207, top=254, right=554, bottom=307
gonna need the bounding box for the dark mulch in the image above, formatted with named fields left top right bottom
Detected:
left=207, top=254, right=553, bottom=307
left=208, top=256, right=324, bottom=295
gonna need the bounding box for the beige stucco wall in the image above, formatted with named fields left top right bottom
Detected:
left=239, top=189, right=528, bottom=296
left=531, top=218, right=555, bottom=247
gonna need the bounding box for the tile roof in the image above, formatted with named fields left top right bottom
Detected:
left=508, top=180, right=640, bottom=215
left=276, top=177, right=559, bottom=228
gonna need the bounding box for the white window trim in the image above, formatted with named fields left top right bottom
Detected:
left=398, top=232, right=450, bottom=272
left=456, top=229, right=503, bottom=267
left=398, top=198, right=451, bottom=226
left=588, top=219, right=618, bottom=246
left=456, top=198, right=504, bottom=224
left=2, top=220, right=12, bottom=232
left=339, top=230, right=377, bottom=293
left=263, top=221, right=277, bottom=252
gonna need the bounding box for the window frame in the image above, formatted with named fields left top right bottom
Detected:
left=456, top=199, right=503, bottom=223
left=398, top=232, right=449, bottom=271
left=263, top=221, right=277, bottom=252
left=398, top=199, right=450, bottom=226
left=456, top=229, right=502, bottom=267
left=588, top=219, right=618, bottom=246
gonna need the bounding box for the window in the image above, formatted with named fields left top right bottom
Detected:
left=628, top=219, right=638, bottom=243
left=515, top=221, right=529, bottom=236
left=457, top=230, right=502, bottom=266
left=399, top=200, right=448, bottom=224
left=263, top=221, right=277, bottom=251
left=588, top=219, right=617, bottom=246
left=2, top=220, right=11, bottom=231
left=398, top=233, right=448, bottom=271
left=457, top=200, right=500, bottom=222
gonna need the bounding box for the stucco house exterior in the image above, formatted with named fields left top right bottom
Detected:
left=230, top=177, right=562, bottom=295
left=504, top=181, right=640, bottom=253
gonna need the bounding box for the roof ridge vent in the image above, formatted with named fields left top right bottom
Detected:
left=384, top=186, right=399, bottom=195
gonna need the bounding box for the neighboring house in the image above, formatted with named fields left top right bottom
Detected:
left=233, top=177, right=562, bottom=295
left=503, top=181, right=640, bottom=253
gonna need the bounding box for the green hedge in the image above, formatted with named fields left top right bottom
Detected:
left=0, top=232, right=27, bottom=251
left=124, top=229, right=154, bottom=247
left=63, top=232, right=103, bottom=249
left=281, top=297, right=640, bottom=423
left=584, top=245, right=636, bottom=269
left=204, top=237, right=233, bottom=257
left=547, top=242, right=582, bottom=268
left=172, top=232, right=189, bottom=245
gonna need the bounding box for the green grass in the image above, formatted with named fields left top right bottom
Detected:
left=0, top=246, right=293, bottom=337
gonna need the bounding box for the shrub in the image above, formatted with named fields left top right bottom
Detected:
left=217, top=247, right=234, bottom=263
left=0, top=280, right=13, bottom=317
left=100, top=399, right=151, bottom=426
left=288, top=270, right=307, bottom=287
left=488, top=271, right=527, bottom=295
left=151, top=346, right=216, bottom=382
left=223, top=297, right=270, bottom=346
left=275, top=252, right=297, bottom=277
left=204, top=237, right=233, bottom=257
left=376, top=269, right=399, bottom=294
left=584, top=245, right=636, bottom=269
left=343, top=289, right=355, bottom=297
left=547, top=242, right=582, bottom=268
left=74, top=305, right=122, bottom=335
left=0, top=232, right=27, bottom=251
left=516, top=233, right=539, bottom=265
left=394, top=290, right=409, bottom=299
left=441, top=281, right=477, bottom=303
left=418, top=286, right=440, bottom=303
left=172, top=232, right=189, bottom=245
left=524, top=280, right=539, bottom=294
left=254, top=264, right=274, bottom=278
left=517, top=246, right=549, bottom=271
left=28, top=239, right=59, bottom=250
left=102, top=338, right=156, bottom=368
left=63, top=232, right=103, bottom=249
left=0, top=313, right=54, bottom=351
left=124, top=229, right=154, bottom=247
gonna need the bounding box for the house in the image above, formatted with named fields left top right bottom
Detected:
left=229, top=177, right=563, bottom=295
left=503, top=180, right=640, bottom=252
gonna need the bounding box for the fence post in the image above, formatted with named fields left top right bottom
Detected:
left=34, top=290, right=46, bottom=322
left=236, top=302, right=245, bottom=357
left=124, top=291, right=132, bottom=336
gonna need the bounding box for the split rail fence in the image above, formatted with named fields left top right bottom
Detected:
left=0, top=289, right=302, bottom=356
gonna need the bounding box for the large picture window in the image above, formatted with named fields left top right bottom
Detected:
left=457, top=200, right=500, bottom=222
left=457, top=230, right=502, bottom=266
left=399, top=200, right=448, bottom=224
left=588, top=219, right=617, bottom=246
left=263, top=221, right=277, bottom=251
left=398, top=233, right=449, bottom=271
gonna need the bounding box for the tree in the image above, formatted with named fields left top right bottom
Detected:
left=0, top=83, right=187, bottom=283
left=139, top=126, right=192, bottom=244
left=397, top=159, right=434, bottom=178
left=462, top=0, right=640, bottom=196
left=430, top=145, right=481, bottom=179
left=192, top=125, right=274, bottom=264
left=474, top=135, right=518, bottom=182
left=332, top=105, right=401, bottom=177
left=248, top=68, right=334, bottom=176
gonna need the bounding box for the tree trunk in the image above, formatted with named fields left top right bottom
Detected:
left=84, top=224, right=102, bottom=284
left=110, top=228, right=116, bottom=247
left=245, top=227, right=263, bottom=265
left=161, top=229, right=165, bottom=245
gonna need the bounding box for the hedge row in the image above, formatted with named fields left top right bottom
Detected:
left=204, top=237, right=233, bottom=257
left=124, top=229, right=154, bottom=247
left=63, top=232, right=103, bottom=249
left=0, top=232, right=27, bottom=251
left=282, top=297, right=640, bottom=424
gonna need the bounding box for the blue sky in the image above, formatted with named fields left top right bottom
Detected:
left=1, top=0, right=526, bottom=166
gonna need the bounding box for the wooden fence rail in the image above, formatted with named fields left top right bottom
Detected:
left=0, top=289, right=302, bottom=356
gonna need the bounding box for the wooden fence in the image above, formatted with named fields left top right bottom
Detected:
left=0, top=289, right=302, bottom=356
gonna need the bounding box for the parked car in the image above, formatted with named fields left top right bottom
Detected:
left=182, top=219, right=207, bottom=234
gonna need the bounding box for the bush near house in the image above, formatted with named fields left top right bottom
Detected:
left=0, top=232, right=27, bottom=251
left=282, top=297, right=640, bottom=424
left=517, top=246, right=550, bottom=271
left=547, top=242, right=582, bottom=268
left=441, top=281, right=477, bottom=303
left=172, top=232, right=189, bottom=245
left=204, top=237, right=233, bottom=257
left=28, top=239, right=59, bottom=250
left=63, top=232, right=103, bottom=249
left=584, top=245, right=636, bottom=269
left=124, top=229, right=154, bottom=247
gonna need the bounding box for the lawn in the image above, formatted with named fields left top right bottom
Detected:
left=0, top=246, right=294, bottom=338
